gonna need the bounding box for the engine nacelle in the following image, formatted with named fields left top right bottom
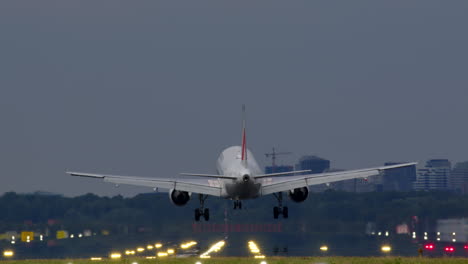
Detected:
left=288, top=187, right=309, bottom=203
left=169, top=189, right=190, bottom=206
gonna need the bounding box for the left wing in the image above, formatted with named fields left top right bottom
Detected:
left=67, top=172, right=223, bottom=197
left=260, top=162, right=417, bottom=195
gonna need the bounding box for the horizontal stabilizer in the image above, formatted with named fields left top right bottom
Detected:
left=254, top=170, right=312, bottom=178
left=67, top=171, right=105, bottom=178
left=179, top=173, right=237, bottom=179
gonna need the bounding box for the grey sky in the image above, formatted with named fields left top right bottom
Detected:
left=1, top=1, right=467, bottom=196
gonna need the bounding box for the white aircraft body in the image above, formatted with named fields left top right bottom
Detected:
left=68, top=107, right=416, bottom=221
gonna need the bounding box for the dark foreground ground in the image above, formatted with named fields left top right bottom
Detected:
left=1, top=257, right=468, bottom=264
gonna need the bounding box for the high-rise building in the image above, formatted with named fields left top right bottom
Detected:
left=296, top=155, right=330, bottom=192
left=413, top=159, right=451, bottom=191
left=379, top=162, right=417, bottom=191
left=449, top=161, right=468, bottom=194
left=264, top=165, right=294, bottom=174
left=296, top=155, right=330, bottom=174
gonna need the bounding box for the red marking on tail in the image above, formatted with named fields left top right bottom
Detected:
left=241, top=128, right=246, bottom=161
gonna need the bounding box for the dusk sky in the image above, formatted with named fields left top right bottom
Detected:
left=1, top=1, right=467, bottom=196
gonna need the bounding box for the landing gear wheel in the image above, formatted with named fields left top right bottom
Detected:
left=196, top=194, right=209, bottom=221
left=204, top=208, right=210, bottom=221
left=273, top=206, right=279, bottom=219
left=283, top=206, right=289, bottom=218
left=195, top=209, right=201, bottom=221
left=234, top=200, right=243, bottom=210
left=273, top=192, right=289, bottom=219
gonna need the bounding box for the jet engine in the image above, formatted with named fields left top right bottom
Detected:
left=169, top=189, right=190, bottom=206
left=288, top=187, right=309, bottom=203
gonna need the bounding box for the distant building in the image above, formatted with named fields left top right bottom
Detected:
left=436, top=218, right=468, bottom=243
left=296, top=156, right=330, bottom=192
left=265, top=165, right=294, bottom=174
left=379, top=162, right=417, bottom=191
left=333, top=176, right=376, bottom=192
left=449, top=161, right=468, bottom=193
left=296, top=155, right=330, bottom=174
left=413, top=159, right=451, bottom=191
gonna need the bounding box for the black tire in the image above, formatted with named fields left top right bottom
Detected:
left=239, top=201, right=242, bottom=210
left=283, top=206, right=289, bottom=219
left=204, top=208, right=210, bottom=221
left=273, top=206, right=279, bottom=219
left=195, top=209, right=201, bottom=221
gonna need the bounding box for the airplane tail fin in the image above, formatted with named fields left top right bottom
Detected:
left=241, top=104, right=247, bottom=166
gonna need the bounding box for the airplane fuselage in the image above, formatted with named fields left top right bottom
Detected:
left=216, top=146, right=263, bottom=200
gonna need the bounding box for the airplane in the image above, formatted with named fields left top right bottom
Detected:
left=67, top=106, right=416, bottom=221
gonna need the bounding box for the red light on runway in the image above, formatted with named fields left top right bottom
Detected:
left=424, top=244, right=435, bottom=250
left=464, top=245, right=468, bottom=250
left=444, top=246, right=455, bottom=252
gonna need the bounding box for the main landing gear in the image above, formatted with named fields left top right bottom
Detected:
left=195, top=194, right=209, bottom=221
left=233, top=200, right=242, bottom=209
left=273, top=192, right=288, bottom=219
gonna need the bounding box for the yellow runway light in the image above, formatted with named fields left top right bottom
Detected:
left=3, top=250, right=14, bottom=258
left=381, top=245, right=392, bottom=253
left=155, top=243, right=163, bottom=248
left=136, top=247, right=145, bottom=252
left=90, top=257, right=102, bottom=261
left=254, top=255, right=266, bottom=259
left=109, top=252, right=121, bottom=259
left=157, top=252, right=168, bottom=257
left=147, top=245, right=154, bottom=250
left=320, top=245, right=328, bottom=252
left=167, top=248, right=175, bottom=254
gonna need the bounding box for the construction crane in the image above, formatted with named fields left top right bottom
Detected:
left=265, top=147, right=292, bottom=173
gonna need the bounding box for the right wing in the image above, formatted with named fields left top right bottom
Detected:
left=67, top=171, right=223, bottom=197
left=260, top=162, right=417, bottom=195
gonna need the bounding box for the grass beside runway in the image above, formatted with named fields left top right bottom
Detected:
left=1, top=257, right=468, bottom=264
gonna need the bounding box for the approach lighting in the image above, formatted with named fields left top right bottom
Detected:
left=147, top=245, right=154, bottom=250
left=155, top=243, right=163, bottom=248
left=381, top=245, right=392, bottom=253
left=157, top=252, right=168, bottom=257
left=260, top=261, right=268, bottom=264
left=248, top=241, right=261, bottom=254
left=109, top=252, right=122, bottom=259
left=200, top=240, right=225, bottom=258
left=181, top=241, right=198, bottom=249
left=320, top=245, right=328, bottom=252
left=254, top=255, right=266, bottom=259
left=137, top=247, right=145, bottom=252
left=90, top=257, right=102, bottom=261
left=3, top=250, right=14, bottom=258
left=167, top=248, right=175, bottom=255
